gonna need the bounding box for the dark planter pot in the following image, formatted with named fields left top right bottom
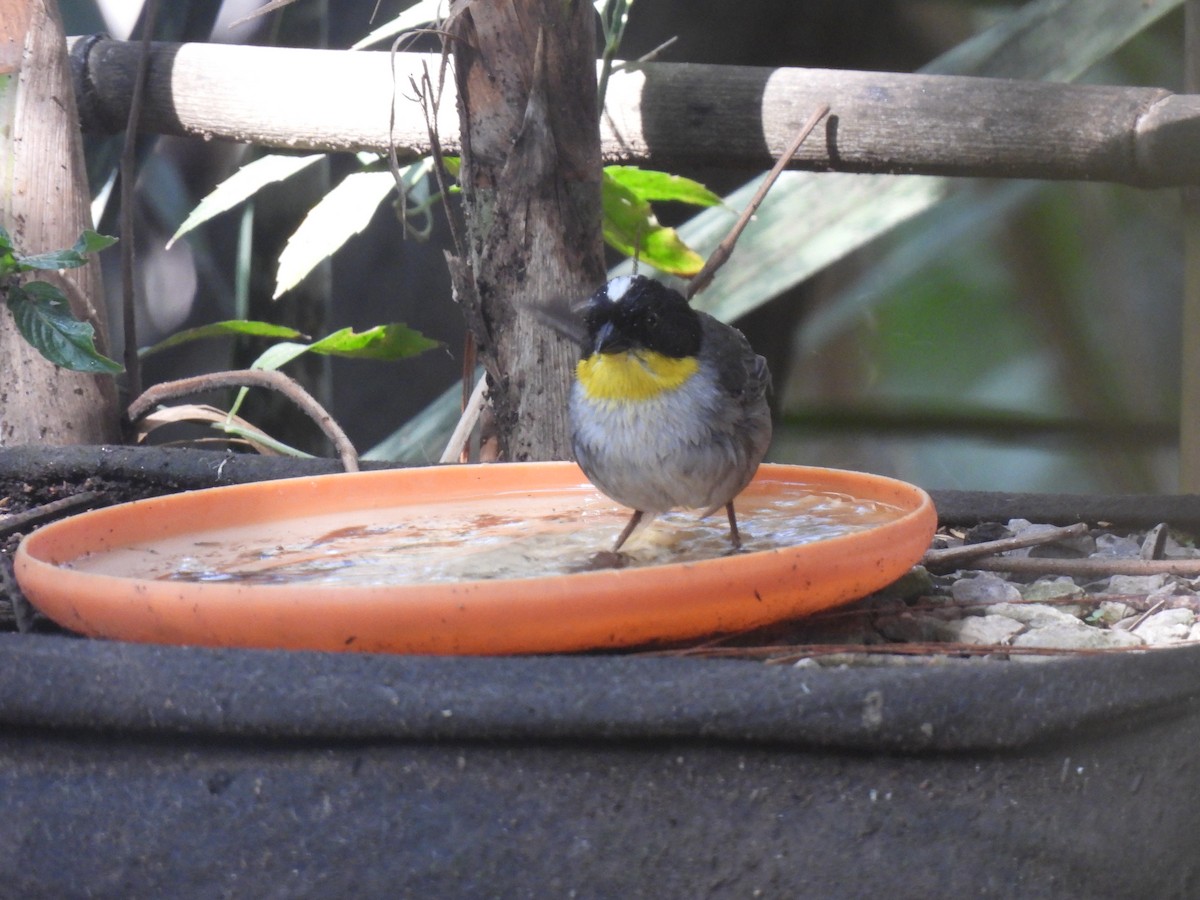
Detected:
left=2, top=447, right=1199, bottom=897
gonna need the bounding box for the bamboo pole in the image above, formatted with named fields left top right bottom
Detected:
left=69, top=37, right=1200, bottom=187
left=1182, top=1, right=1200, bottom=491
left=0, top=2, right=119, bottom=446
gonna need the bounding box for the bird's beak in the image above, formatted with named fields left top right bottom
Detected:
left=594, top=321, right=631, bottom=354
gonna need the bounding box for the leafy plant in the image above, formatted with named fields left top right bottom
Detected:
left=165, top=1, right=701, bottom=291
left=142, top=318, right=440, bottom=375
left=170, top=150, right=720, bottom=295
left=136, top=319, right=441, bottom=456
left=0, top=225, right=122, bottom=374
left=152, top=0, right=710, bottom=460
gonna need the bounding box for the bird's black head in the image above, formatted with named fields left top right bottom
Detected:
left=582, top=275, right=702, bottom=359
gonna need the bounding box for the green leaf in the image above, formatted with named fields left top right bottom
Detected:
left=227, top=323, right=439, bottom=419
left=168, top=153, right=325, bottom=248
left=273, top=170, right=398, bottom=298
left=304, top=323, right=441, bottom=360
left=617, top=0, right=1186, bottom=324
left=73, top=230, right=118, bottom=255
left=601, top=172, right=704, bottom=276
left=638, top=229, right=705, bottom=277
left=244, top=325, right=437, bottom=371
left=17, top=230, right=117, bottom=271
left=240, top=325, right=437, bottom=370
left=604, top=166, right=722, bottom=208
left=138, top=319, right=308, bottom=358
left=378, top=0, right=1183, bottom=464
left=215, top=421, right=314, bottom=459
left=5, top=281, right=123, bottom=374
left=0, top=227, right=15, bottom=277
left=252, top=340, right=312, bottom=371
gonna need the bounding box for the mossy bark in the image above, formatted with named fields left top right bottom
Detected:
left=449, top=0, right=605, bottom=461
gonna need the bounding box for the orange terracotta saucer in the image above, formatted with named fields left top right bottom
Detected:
left=15, top=462, right=937, bottom=655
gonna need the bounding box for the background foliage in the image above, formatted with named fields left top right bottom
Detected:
left=60, top=0, right=1189, bottom=493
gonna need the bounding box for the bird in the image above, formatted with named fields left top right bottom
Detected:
left=568, top=274, right=772, bottom=552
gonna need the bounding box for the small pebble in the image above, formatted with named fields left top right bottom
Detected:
left=872, top=566, right=934, bottom=602
left=1140, top=523, right=1169, bottom=560
left=988, top=602, right=1082, bottom=627
left=951, top=573, right=1022, bottom=605
left=1163, top=534, right=1200, bottom=559
left=1021, top=578, right=1084, bottom=603
left=1167, top=590, right=1200, bottom=610
left=1012, top=622, right=1143, bottom=650
left=1004, top=521, right=1095, bottom=559
left=1028, top=534, right=1095, bottom=559
left=1091, top=600, right=1134, bottom=625
left=1133, top=608, right=1196, bottom=645
left=1093, top=533, right=1142, bottom=559
left=936, top=614, right=1024, bottom=646
left=965, top=522, right=1010, bottom=544
left=1105, top=573, right=1169, bottom=595
left=875, top=613, right=945, bottom=644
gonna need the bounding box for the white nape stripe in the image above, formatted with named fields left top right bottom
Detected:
left=605, top=275, right=636, bottom=303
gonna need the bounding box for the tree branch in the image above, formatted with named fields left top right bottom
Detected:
left=126, top=369, right=359, bottom=472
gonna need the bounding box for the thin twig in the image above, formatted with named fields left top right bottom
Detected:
left=1126, top=597, right=1168, bottom=633
left=951, top=555, right=1200, bottom=578
left=412, top=58, right=463, bottom=257
left=440, top=372, right=489, bottom=463
left=1084, top=592, right=1200, bottom=613
left=390, top=32, right=419, bottom=236
left=228, top=0, right=301, bottom=29
left=0, top=491, right=103, bottom=539
left=639, top=641, right=1156, bottom=662
left=388, top=29, right=450, bottom=237
left=922, top=522, right=1090, bottom=569
left=686, top=103, right=830, bottom=300
left=634, top=36, right=678, bottom=65
left=126, top=370, right=360, bottom=472
left=119, top=0, right=161, bottom=399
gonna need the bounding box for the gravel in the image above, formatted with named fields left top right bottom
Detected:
left=751, top=519, right=1200, bottom=666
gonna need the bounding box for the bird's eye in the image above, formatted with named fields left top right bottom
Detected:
left=645, top=311, right=659, bottom=329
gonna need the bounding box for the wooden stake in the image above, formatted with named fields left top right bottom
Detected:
left=0, top=0, right=119, bottom=445
left=1182, top=1, right=1200, bottom=491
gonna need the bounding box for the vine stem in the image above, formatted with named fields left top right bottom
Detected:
left=126, top=369, right=360, bottom=473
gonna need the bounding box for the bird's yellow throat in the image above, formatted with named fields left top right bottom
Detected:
left=576, top=350, right=699, bottom=402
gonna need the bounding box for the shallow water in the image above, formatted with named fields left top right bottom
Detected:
left=69, top=485, right=904, bottom=587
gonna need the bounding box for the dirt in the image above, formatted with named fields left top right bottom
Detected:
left=0, top=472, right=182, bottom=634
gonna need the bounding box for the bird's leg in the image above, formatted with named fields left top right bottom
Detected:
left=725, top=502, right=742, bottom=551
left=613, top=510, right=644, bottom=552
